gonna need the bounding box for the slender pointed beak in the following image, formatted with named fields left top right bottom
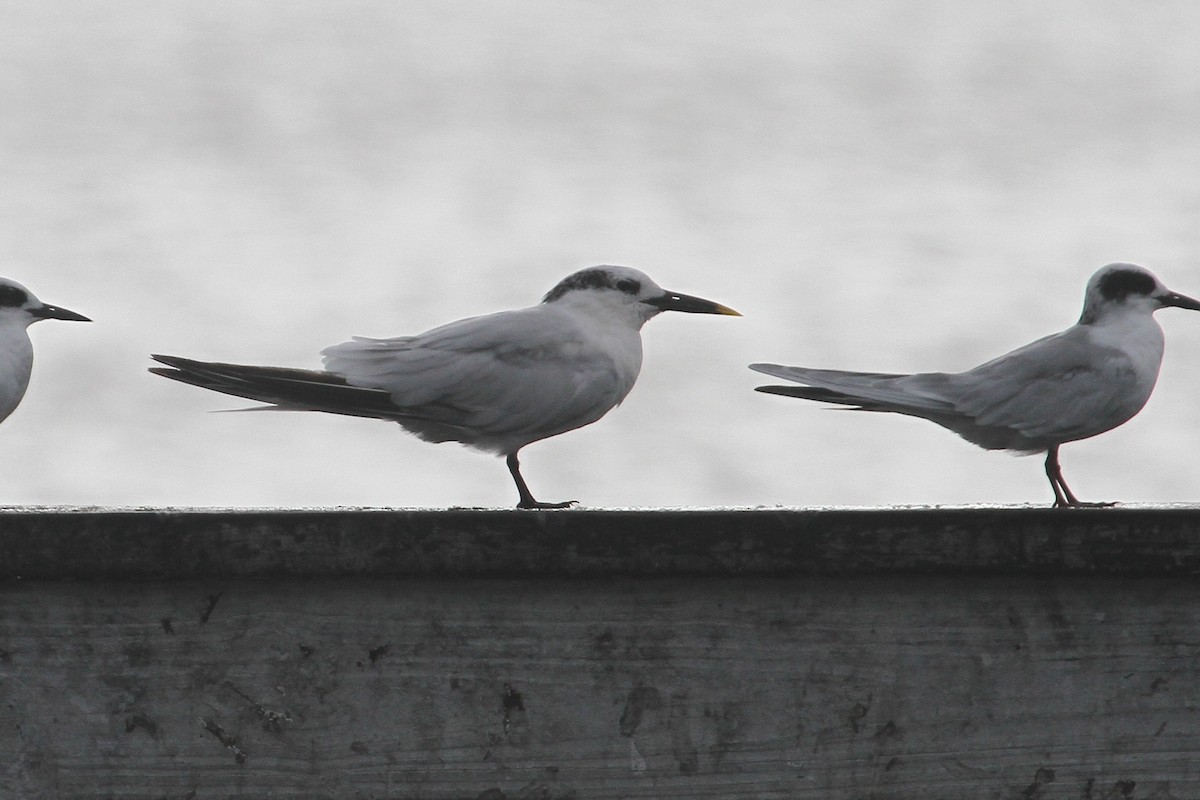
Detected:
left=643, top=291, right=741, bottom=316
left=30, top=304, right=91, bottom=322
left=1160, top=291, right=1200, bottom=312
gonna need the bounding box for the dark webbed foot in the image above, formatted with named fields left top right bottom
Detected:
left=506, top=452, right=578, bottom=510
left=1053, top=498, right=1117, bottom=509
left=1045, top=447, right=1116, bottom=509
left=516, top=499, right=578, bottom=510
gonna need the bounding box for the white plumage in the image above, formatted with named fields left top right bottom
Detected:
left=752, top=263, right=1200, bottom=506
left=0, top=278, right=89, bottom=427
left=320, top=303, right=641, bottom=457
left=152, top=265, right=738, bottom=508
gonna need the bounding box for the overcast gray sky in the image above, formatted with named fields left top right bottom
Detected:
left=2, top=1, right=1198, bottom=507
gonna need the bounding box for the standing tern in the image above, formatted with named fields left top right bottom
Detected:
left=151, top=265, right=739, bottom=508
left=751, top=263, right=1200, bottom=507
left=0, top=278, right=89, bottom=428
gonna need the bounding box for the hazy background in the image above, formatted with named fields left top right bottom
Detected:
left=2, top=0, right=1199, bottom=508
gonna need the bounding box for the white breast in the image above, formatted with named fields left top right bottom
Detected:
left=0, top=324, right=34, bottom=424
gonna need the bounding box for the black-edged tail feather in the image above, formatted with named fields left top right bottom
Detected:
left=754, top=384, right=880, bottom=409
left=150, top=354, right=408, bottom=421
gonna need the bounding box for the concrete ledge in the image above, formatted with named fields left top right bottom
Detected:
left=2, top=506, right=1200, bottom=579
left=3, top=508, right=1200, bottom=798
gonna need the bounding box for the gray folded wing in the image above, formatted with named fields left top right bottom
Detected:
left=322, top=307, right=636, bottom=453
left=951, top=329, right=1149, bottom=445
left=750, top=326, right=1150, bottom=451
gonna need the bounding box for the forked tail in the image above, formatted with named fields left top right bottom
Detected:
left=150, top=354, right=407, bottom=420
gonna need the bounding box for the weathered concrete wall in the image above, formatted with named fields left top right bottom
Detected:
left=1, top=508, right=1198, bottom=799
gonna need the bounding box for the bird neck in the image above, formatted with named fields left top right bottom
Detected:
left=1087, top=307, right=1165, bottom=369
left=548, top=293, right=658, bottom=330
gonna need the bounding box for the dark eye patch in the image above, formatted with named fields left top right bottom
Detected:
left=1099, top=268, right=1156, bottom=301
left=0, top=285, right=28, bottom=308
left=543, top=268, right=609, bottom=302
left=543, top=268, right=642, bottom=303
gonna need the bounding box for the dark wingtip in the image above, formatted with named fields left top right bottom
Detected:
left=150, top=354, right=207, bottom=373
left=149, top=354, right=184, bottom=376
left=754, top=384, right=858, bottom=406
left=755, top=384, right=799, bottom=396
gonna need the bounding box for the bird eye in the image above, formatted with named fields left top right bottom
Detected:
left=1099, top=269, right=1157, bottom=301
left=615, top=279, right=641, bottom=295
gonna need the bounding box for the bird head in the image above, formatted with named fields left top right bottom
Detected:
left=1078, top=263, right=1200, bottom=325
left=541, top=265, right=740, bottom=328
left=0, top=279, right=90, bottom=328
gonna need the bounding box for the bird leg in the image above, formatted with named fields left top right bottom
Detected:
left=1044, top=447, right=1074, bottom=507
left=506, top=452, right=576, bottom=510
left=1043, top=446, right=1114, bottom=508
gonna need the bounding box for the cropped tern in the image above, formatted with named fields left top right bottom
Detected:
left=0, top=278, right=89, bottom=428
left=751, top=263, right=1200, bottom=507
left=152, top=265, right=739, bottom=508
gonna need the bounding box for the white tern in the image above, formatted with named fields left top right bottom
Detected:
left=752, top=263, right=1199, bottom=507
left=152, top=265, right=739, bottom=508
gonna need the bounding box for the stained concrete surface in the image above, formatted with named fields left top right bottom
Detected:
left=0, top=508, right=1198, bottom=798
